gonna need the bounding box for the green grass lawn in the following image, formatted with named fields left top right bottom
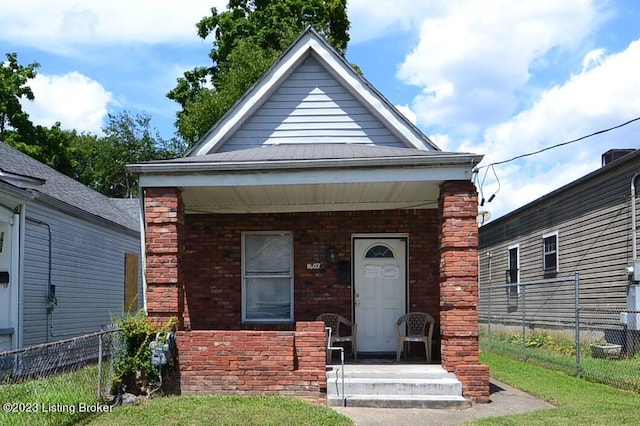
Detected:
left=81, top=395, right=353, bottom=426
left=482, top=331, right=640, bottom=392
left=0, top=366, right=102, bottom=426
left=3, top=353, right=639, bottom=426
left=474, top=351, right=640, bottom=425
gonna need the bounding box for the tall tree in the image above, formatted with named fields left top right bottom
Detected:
left=168, top=0, right=350, bottom=146
left=0, top=52, right=39, bottom=143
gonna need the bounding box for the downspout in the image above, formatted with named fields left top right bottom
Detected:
left=17, top=207, right=25, bottom=349
left=138, top=187, right=148, bottom=313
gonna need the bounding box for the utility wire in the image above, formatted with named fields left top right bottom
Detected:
left=478, top=115, right=640, bottom=169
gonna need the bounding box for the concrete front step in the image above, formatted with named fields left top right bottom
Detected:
left=327, top=377, right=462, bottom=396
left=326, top=363, right=469, bottom=409
left=328, top=394, right=470, bottom=409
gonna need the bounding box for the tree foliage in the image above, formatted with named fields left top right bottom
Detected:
left=78, top=111, right=186, bottom=198
left=0, top=52, right=39, bottom=140
left=168, top=0, right=350, bottom=146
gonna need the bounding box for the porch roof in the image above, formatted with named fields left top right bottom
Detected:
left=130, top=144, right=482, bottom=214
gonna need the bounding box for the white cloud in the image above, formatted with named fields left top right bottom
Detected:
left=396, top=0, right=602, bottom=136
left=23, top=73, right=113, bottom=134
left=347, top=0, right=440, bottom=43
left=582, top=48, right=606, bottom=72
left=0, top=1, right=225, bottom=52
left=395, top=104, right=417, bottom=125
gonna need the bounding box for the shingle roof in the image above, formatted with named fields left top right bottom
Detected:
left=156, top=143, right=464, bottom=164
left=0, top=142, right=139, bottom=231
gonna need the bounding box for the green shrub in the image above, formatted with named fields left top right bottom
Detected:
left=111, top=311, right=176, bottom=396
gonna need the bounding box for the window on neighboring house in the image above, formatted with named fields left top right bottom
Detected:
left=506, top=245, right=519, bottom=298
left=543, top=232, right=558, bottom=273
left=505, top=245, right=520, bottom=312
left=242, top=231, right=293, bottom=322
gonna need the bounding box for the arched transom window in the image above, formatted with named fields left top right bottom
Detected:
left=364, top=244, right=395, bottom=259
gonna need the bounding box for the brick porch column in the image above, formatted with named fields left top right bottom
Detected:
left=144, top=187, right=185, bottom=328
left=439, top=181, right=489, bottom=403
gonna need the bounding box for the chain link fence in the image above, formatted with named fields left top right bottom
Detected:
left=0, top=328, right=121, bottom=400
left=480, top=275, right=640, bottom=393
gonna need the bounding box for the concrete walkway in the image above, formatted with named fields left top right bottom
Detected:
left=332, top=379, right=555, bottom=426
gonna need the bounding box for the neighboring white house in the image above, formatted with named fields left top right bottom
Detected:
left=0, top=142, right=142, bottom=351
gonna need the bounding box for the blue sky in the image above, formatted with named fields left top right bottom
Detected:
left=1, top=0, right=639, bottom=221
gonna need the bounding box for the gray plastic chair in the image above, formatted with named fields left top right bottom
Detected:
left=396, top=312, right=434, bottom=362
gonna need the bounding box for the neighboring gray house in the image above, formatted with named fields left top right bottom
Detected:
left=0, top=142, right=142, bottom=351
left=478, top=149, right=640, bottom=328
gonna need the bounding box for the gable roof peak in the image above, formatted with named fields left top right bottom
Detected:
left=188, top=28, right=438, bottom=156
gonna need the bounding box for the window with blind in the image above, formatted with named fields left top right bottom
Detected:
left=242, top=232, right=293, bottom=322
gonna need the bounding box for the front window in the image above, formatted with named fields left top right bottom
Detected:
left=543, top=232, right=558, bottom=272
left=242, top=232, right=293, bottom=322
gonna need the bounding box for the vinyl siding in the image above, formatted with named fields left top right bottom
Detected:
left=21, top=202, right=142, bottom=347
left=220, top=56, right=405, bottom=151
left=479, top=154, right=640, bottom=327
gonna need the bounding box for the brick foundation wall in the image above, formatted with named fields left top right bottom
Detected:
left=171, top=321, right=326, bottom=399
left=439, top=181, right=490, bottom=402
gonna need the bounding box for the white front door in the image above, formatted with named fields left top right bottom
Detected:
left=353, top=237, right=407, bottom=353
left=0, top=218, right=13, bottom=351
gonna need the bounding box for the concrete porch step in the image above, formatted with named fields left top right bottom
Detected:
left=328, top=394, right=470, bottom=409
left=326, top=363, right=469, bottom=409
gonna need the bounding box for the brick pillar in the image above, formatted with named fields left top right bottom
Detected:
left=439, top=181, right=489, bottom=403
left=144, top=187, right=185, bottom=328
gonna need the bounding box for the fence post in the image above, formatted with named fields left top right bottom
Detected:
left=97, top=330, right=103, bottom=399
left=521, top=283, right=526, bottom=360
left=574, top=272, right=581, bottom=378
left=488, top=286, right=492, bottom=350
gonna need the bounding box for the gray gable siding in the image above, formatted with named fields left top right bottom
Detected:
left=478, top=152, right=640, bottom=328
left=21, top=202, right=142, bottom=347
left=219, top=56, right=405, bottom=152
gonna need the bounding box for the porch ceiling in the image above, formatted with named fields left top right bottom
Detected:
left=181, top=180, right=441, bottom=214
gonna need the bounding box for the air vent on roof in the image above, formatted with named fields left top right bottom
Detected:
left=602, top=149, right=634, bottom=167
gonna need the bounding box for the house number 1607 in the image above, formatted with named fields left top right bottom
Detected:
left=306, top=263, right=322, bottom=270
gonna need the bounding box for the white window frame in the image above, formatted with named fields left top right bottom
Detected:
left=542, top=231, right=559, bottom=273
left=241, top=231, right=294, bottom=323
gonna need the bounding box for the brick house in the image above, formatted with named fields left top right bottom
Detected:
left=128, top=28, right=489, bottom=402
